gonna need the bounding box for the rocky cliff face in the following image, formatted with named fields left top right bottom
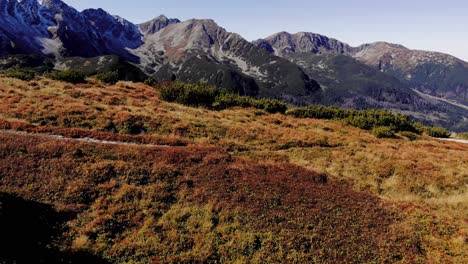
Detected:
left=0, top=0, right=61, bottom=56
left=0, top=0, right=143, bottom=59
left=81, top=8, right=143, bottom=60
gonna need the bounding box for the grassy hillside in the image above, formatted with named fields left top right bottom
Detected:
left=0, top=76, right=466, bottom=263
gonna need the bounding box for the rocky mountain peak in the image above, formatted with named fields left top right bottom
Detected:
left=256, top=31, right=353, bottom=56
left=138, top=15, right=180, bottom=35
left=149, top=18, right=238, bottom=57
left=354, top=41, right=408, bottom=55
left=353, top=41, right=461, bottom=68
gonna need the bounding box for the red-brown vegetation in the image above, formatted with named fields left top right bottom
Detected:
left=0, top=133, right=421, bottom=263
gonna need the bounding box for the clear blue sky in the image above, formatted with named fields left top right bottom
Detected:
left=63, top=0, right=468, bottom=61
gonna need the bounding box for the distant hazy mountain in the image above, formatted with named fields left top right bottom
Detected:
left=253, top=32, right=416, bottom=109
left=254, top=32, right=427, bottom=110
left=255, top=32, right=468, bottom=130
left=256, top=32, right=468, bottom=104
left=354, top=42, right=468, bottom=103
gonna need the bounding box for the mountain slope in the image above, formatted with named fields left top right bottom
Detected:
left=55, top=55, right=147, bottom=82
left=286, top=53, right=418, bottom=106
left=81, top=8, right=143, bottom=61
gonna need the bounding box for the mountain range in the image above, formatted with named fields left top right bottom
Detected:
left=1, top=0, right=467, bottom=130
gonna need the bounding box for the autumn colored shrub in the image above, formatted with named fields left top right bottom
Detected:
left=83, top=162, right=117, bottom=184
left=114, top=115, right=148, bottom=135
left=0, top=119, right=12, bottom=130
left=372, top=126, right=395, bottom=138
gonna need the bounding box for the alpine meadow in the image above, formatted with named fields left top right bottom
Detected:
left=0, top=0, right=467, bottom=263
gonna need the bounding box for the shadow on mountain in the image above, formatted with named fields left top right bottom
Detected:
left=0, top=192, right=109, bottom=264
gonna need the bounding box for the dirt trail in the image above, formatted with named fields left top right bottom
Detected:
left=0, top=130, right=172, bottom=148
left=437, top=138, right=468, bottom=145
left=2, top=129, right=467, bottom=147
